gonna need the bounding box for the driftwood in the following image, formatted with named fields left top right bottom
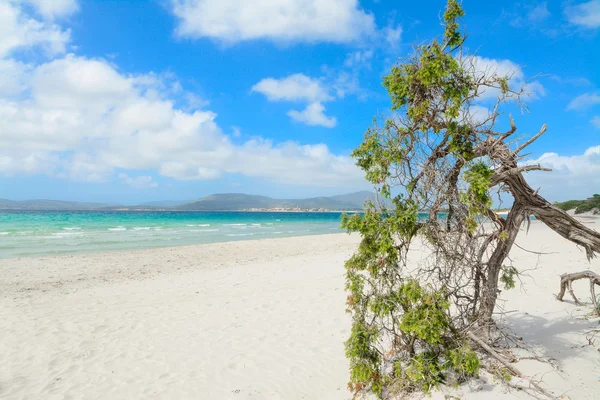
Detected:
left=556, top=271, right=600, bottom=316
left=467, top=332, right=558, bottom=399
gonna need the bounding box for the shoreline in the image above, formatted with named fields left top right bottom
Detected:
left=1, top=233, right=359, bottom=298
left=0, top=231, right=348, bottom=261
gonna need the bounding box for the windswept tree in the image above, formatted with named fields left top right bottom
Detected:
left=342, top=1, right=600, bottom=397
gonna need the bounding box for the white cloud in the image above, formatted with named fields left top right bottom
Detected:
left=332, top=71, right=364, bottom=99
left=549, top=75, right=592, bottom=87
left=461, top=104, right=493, bottom=124
left=231, top=139, right=359, bottom=186
left=0, top=59, right=32, bottom=96
left=467, top=56, right=545, bottom=101
left=19, top=0, right=79, bottom=20
left=159, top=163, right=222, bottom=181
left=0, top=0, right=368, bottom=190
left=343, top=50, right=373, bottom=69
left=287, top=102, right=337, bottom=128
left=567, top=92, right=600, bottom=110
left=528, top=2, right=550, bottom=23
left=592, top=116, right=600, bottom=128
left=252, top=73, right=353, bottom=127
left=383, top=24, right=402, bottom=49
left=565, top=0, right=600, bottom=29
left=170, top=0, right=376, bottom=44
left=0, top=1, right=71, bottom=57
left=527, top=145, right=600, bottom=200
left=0, top=55, right=364, bottom=188
left=118, top=173, right=158, bottom=189
left=251, top=74, right=332, bottom=102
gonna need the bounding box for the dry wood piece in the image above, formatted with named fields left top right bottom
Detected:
left=467, top=332, right=558, bottom=400
left=556, top=271, right=600, bottom=315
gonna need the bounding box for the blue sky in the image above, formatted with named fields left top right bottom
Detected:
left=0, top=0, right=599, bottom=204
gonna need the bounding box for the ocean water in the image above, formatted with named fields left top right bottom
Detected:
left=0, top=211, right=352, bottom=258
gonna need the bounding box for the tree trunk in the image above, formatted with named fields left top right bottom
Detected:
left=479, top=206, right=526, bottom=324
left=503, top=172, right=600, bottom=260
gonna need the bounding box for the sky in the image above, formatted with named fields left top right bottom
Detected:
left=0, top=0, right=599, bottom=204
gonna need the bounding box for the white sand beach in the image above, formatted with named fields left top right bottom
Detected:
left=2, top=219, right=600, bottom=400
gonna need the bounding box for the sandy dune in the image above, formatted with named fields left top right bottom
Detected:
left=2, top=220, right=600, bottom=399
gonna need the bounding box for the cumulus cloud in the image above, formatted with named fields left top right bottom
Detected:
left=567, top=92, right=600, bottom=110
left=0, top=55, right=365, bottom=186
left=251, top=74, right=332, bottom=102
left=287, top=102, right=337, bottom=128
left=252, top=73, right=343, bottom=127
left=527, top=145, right=600, bottom=200
left=467, top=56, right=545, bottom=101
left=230, top=139, right=359, bottom=186
left=19, top=0, right=79, bottom=20
left=565, top=0, right=600, bottom=29
left=0, top=1, right=71, bottom=57
left=118, top=173, right=158, bottom=189
left=0, top=3, right=365, bottom=189
left=0, top=0, right=368, bottom=190
left=170, top=0, right=376, bottom=44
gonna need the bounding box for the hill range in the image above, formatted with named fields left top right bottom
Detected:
left=0, top=191, right=378, bottom=211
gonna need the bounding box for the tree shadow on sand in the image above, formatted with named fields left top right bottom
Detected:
left=503, top=306, right=599, bottom=364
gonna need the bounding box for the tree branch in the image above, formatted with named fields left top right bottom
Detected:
left=513, top=124, right=547, bottom=155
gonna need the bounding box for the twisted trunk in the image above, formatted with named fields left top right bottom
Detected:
left=503, top=170, right=600, bottom=260
left=479, top=205, right=526, bottom=324
left=478, top=140, right=600, bottom=324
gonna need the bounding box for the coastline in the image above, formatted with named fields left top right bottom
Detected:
left=3, top=221, right=600, bottom=399
left=1, top=233, right=358, bottom=296
left=0, top=211, right=350, bottom=259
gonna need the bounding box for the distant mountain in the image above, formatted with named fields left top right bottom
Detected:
left=0, top=191, right=379, bottom=211
left=0, top=199, right=113, bottom=210
left=177, top=191, right=377, bottom=211
left=140, top=200, right=191, bottom=207
left=329, top=191, right=380, bottom=205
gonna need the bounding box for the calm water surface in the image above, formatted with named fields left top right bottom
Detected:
left=0, top=211, right=352, bottom=258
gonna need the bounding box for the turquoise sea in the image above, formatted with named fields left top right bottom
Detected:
left=0, top=211, right=352, bottom=258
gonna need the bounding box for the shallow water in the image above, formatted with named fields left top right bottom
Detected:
left=0, top=211, right=352, bottom=258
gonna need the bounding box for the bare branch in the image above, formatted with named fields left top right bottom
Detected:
left=513, top=124, right=547, bottom=155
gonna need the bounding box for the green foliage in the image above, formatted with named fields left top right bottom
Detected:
left=345, top=321, right=384, bottom=395
left=448, top=122, right=475, bottom=160
left=464, top=162, right=494, bottom=209
left=554, top=199, right=586, bottom=211
left=382, top=39, right=471, bottom=125
left=342, top=1, right=504, bottom=397
left=398, top=280, right=451, bottom=345
left=554, top=195, right=600, bottom=214
left=404, top=352, right=445, bottom=392
left=500, top=266, right=518, bottom=290
left=461, top=162, right=494, bottom=232
left=445, top=347, right=480, bottom=378
left=492, top=368, right=513, bottom=383
left=497, top=77, right=510, bottom=95
left=391, top=282, right=480, bottom=393
left=443, top=0, right=466, bottom=47
left=393, top=341, right=480, bottom=394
